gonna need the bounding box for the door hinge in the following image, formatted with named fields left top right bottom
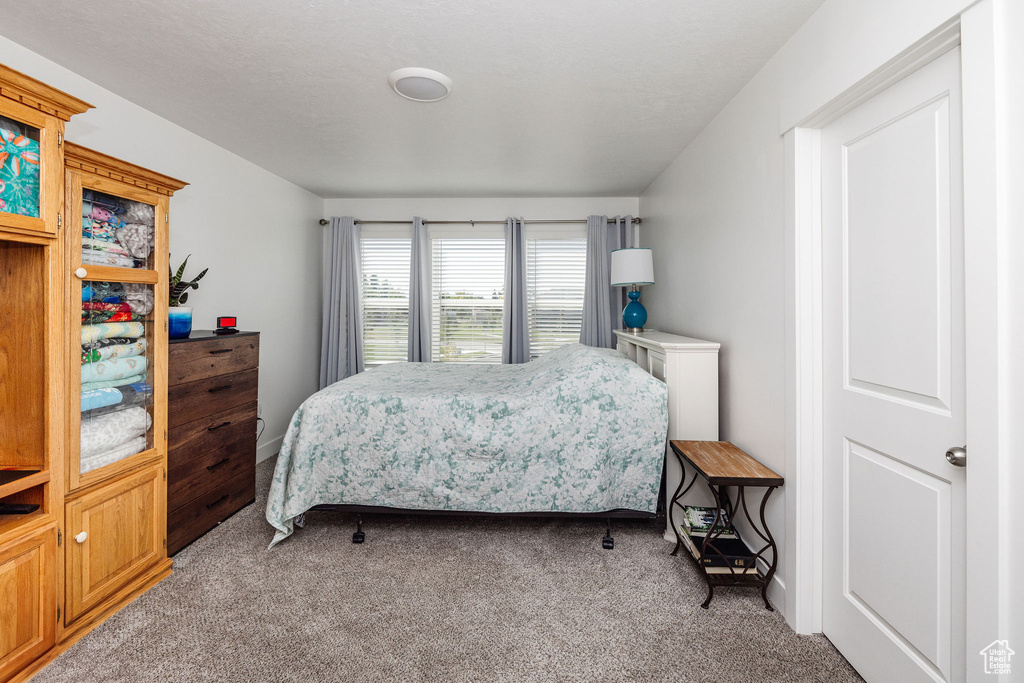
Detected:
left=163, top=538, right=167, bottom=549
left=57, top=213, right=62, bottom=229
left=165, top=213, right=169, bottom=224
left=57, top=605, right=60, bottom=622
left=57, top=529, right=62, bottom=546
left=164, top=320, right=168, bottom=332
left=162, top=467, right=166, bottom=481
left=57, top=132, right=63, bottom=146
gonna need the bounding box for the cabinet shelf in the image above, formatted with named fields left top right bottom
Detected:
left=0, top=469, right=49, bottom=499
left=0, top=509, right=46, bottom=537
left=77, top=265, right=159, bottom=285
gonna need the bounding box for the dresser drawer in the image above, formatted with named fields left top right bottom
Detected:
left=168, top=436, right=256, bottom=512
left=168, top=334, right=259, bottom=385
left=168, top=469, right=255, bottom=555
left=168, top=368, right=258, bottom=429
left=168, top=401, right=257, bottom=470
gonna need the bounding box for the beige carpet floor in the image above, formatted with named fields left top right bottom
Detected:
left=34, top=459, right=860, bottom=683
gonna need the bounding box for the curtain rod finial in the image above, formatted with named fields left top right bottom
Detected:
left=319, top=218, right=329, bottom=226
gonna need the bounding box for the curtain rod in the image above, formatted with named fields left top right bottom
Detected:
left=316, top=217, right=642, bottom=226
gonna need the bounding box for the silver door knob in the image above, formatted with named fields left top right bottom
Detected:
left=945, top=445, right=967, bottom=467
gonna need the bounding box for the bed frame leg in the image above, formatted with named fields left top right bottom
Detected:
left=352, top=515, right=365, bottom=544
left=602, top=519, right=614, bottom=550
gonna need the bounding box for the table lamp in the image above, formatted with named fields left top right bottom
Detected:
left=610, top=247, right=655, bottom=333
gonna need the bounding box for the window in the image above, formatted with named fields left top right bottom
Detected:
left=360, top=236, right=410, bottom=365
left=431, top=237, right=505, bottom=363
left=526, top=232, right=587, bottom=358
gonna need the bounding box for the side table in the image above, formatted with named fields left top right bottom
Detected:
left=668, top=440, right=784, bottom=610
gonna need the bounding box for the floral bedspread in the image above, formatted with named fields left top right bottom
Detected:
left=266, top=344, right=668, bottom=547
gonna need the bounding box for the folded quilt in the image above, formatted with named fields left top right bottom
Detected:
left=80, top=436, right=147, bottom=474
left=82, top=237, right=132, bottom=258
left=81, top=250, right=136, bottom=268
left=80, top=406, right=151, bottom=460
left=82, top=322, right=145, bottom=345
left=115, top=224, right=153, bottom=259
left=266, top=343, right=669, bottom=547
left=82, top=338, right=147, bottom=364
left=81, top=374, right=145, bottom=391
left=81, top=310, right=139, bottom=324
left=123, top=283, right=154, bottom=316
left=80, top=356, right=148, bottom=384
left=82, top=300, right=132, bottom=313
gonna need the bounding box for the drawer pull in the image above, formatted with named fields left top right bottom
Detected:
left=207, top=457, right=230, bottom=471
left=206, top=494, right=229, bottom=509
left=207, top=421, right=232, bottom=431
left=209, top=348, right=234, bottom=355
left=208, top=385, right=232, bottom=393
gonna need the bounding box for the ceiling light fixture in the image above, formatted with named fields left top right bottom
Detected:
left=387, top=68, right=452, bottom=102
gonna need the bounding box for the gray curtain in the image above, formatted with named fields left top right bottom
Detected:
left=579, top=215, right=635, bottom=348
left=502, top=217, right=530, bottom=363
left=319, top=216, right=363, bottom=388
left=408, top=216, right=432, bottom=361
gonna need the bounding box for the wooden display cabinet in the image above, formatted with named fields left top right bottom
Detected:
left=60, top=143, right=186, bottom=641
left=0, top=64, right=90, bottom=683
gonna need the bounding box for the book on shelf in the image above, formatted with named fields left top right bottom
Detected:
left=682, top=532, right=757, bottom=570
left=681, top=505, right=738, bottom=539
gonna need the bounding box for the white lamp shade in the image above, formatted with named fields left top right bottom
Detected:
left=610, top=248, right=655, bottom=286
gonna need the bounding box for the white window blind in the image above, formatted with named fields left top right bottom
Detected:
left=360, top=237, right=411, bottom=365
left=431, top=238, right=505, bottom=363
left=526, top=236, right=587, bottom=358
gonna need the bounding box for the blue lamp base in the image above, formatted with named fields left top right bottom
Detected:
left=622, top=288, right=647, bottom=333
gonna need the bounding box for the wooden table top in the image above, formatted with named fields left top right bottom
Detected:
left=670, top=440, right=784, bottom=487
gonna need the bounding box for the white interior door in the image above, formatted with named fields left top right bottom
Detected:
left=821, top=47, right=966, bottom=682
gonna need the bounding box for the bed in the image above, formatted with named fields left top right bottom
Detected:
left=266, top=343, right=669, bottom=547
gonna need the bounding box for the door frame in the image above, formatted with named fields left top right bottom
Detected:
left=783, top=3, right=1006, bottom=665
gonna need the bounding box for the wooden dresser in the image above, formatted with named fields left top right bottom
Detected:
left=167, top=330, right=259, bottom=555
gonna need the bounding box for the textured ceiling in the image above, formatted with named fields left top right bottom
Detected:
left=0, top=0, right=823, bottom=197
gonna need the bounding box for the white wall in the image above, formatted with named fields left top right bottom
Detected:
left=0, top=34, right=324, bottom=462
left=323, top=197, right=638, bottom=223
left=639, top=0, right=978, bottom=625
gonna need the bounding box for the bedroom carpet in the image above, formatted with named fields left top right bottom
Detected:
left=35, top=459, right=861, bottom=683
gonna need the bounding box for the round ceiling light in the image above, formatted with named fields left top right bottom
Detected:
left=387, top=67, right=452, bottom=102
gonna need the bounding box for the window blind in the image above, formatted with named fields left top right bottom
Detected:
left=526, top=237, right=587, bottom=358
left=431, top=238, right=505, bottom=363
left=360, top=237, right=411, bottom=365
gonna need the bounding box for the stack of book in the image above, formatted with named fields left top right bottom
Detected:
left=679, top=505, right=758, bottom=575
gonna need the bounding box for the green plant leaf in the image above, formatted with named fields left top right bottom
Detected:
left=178, top=291, right=189, bottom=304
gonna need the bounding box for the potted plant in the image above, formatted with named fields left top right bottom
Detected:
left=168, top=254, right=208, bottom=339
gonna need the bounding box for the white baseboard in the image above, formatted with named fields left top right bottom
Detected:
left=256, top=434, right=284, bottom=464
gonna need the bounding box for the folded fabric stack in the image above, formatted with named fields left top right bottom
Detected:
left=81, top=189, right=155, bottom=269
left=79, top=280, right=154, bottom=473
left=80, top=408, right=151, bottom=474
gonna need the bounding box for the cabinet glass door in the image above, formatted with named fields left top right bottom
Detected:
left=80, top=189, right=155, bottom=271
left=0, top=114, right=41, bottom=221
left=79, top=279, right=155, bottom=475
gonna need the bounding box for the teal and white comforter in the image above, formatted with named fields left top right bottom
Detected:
left=266, top=344, right=668, bottom=547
